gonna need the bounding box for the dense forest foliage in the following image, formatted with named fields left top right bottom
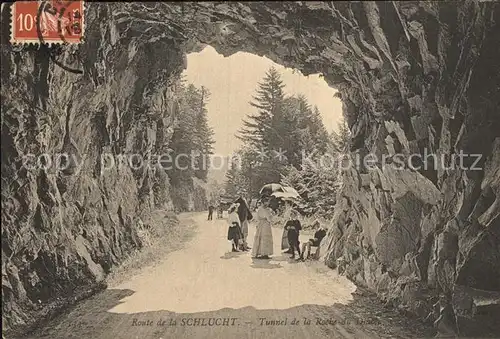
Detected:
left=283, top=120, right=350, bottom=218
left=167, top=80, right=215, bottom=211
left=225, top=67, right=349, bottom=217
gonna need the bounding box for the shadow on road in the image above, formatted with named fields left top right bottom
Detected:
left=250, top=258, right=283, bottom=269
left=20, top=288, right=435, bottom=339
left=269, top=254, right=291, bottom=262
left=220, top=252, right=245, bottom=260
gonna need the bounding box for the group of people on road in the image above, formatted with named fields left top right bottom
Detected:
left=223, top=195, right=328, bottom=261
left=281, top=212, right=328, bottom=260
left=207, top=204, right=228, bottom=220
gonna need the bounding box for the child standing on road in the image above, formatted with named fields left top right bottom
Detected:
left=227, top=203, right=243, bottom=252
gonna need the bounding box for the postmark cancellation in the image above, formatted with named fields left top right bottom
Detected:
left=10, top=0, right=85, bottom=45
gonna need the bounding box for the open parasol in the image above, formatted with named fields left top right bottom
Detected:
left=271, top=190, right=300, bottom=201
left=260, top=183, right=301, bottom=201
left=259, top=183, right=285, bottom=197
left=281, top=186, right=299, bottom=196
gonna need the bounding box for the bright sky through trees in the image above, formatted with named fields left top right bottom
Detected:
left=183, top=45, right=343, bottom=156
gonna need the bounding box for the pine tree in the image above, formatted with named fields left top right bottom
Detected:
left=280, top=96, right=330, bottom=169
left=282, top=158, right=339, bottom=218
left=280, top=96, right=304, bottom=169
left=330, top=119, right=350, bottom=154
left=229, top=68, right=334, bottom=200
left=310, top=106, right=330, bottom=153
left=167, top=82, right=215, bottom=199
left=237, top=67, right=285, bottom=149
left=224, top=166, right=238, bottom=197
left=224, top=162, right=250, bottom=197
left=192, top=85, right=214, bottom=181
left=281, top=117, right=350, bottom=218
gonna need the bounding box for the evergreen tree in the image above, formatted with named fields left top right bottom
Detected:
left=167, top=82, right=215, bottom=211
left=330, top=119, right=350, bottom=154
left=279, top=96, right=303, bottom=169
left=207, top=179, right=225, bottom=205
left=271, top=95, right=331, bottom=169
left=224, top=152, right=250, bottom=197
left=229, top=67, right=333, bottom=200
left=281, top=117, right=350, bottom=218
left=309, top=106, right=330, bottom=153
left=238, top=67, right=285, bottom=149
left=192, top=85, right=214, bottom=181
left=282, top=157, right=339, bottom=218
left=224, top=157, right=239, bottom=196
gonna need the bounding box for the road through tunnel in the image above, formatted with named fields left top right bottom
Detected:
left=1, top=2, right=499, bottom=337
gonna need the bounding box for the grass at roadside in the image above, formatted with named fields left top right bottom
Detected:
left=106, top=210, right=197, bottom=287
left=9, top=212, right=197, bottom=339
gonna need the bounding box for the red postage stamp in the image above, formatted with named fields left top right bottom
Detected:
left=10, top=1, right=84, bottom=45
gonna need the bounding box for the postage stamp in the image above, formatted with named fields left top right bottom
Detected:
left=10, top=1, right=84, bottom=45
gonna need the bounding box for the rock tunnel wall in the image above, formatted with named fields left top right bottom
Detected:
left=1, top=1, right=499, bottom=336
left=1, top=3, right=192, bottom=334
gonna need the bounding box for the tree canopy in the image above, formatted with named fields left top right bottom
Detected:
left=226, top=67, right=339, bottom=208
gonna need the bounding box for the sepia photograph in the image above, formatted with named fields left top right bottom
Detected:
left=1, top=1, right=499, bottom=338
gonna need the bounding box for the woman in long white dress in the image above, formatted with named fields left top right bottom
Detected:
left=251, top=197, right=274, bottom=259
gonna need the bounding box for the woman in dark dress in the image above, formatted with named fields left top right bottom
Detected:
left=234, top=196, right=252, bottom=251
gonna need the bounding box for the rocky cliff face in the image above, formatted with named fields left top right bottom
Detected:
left=2, top=2, right=499, bottom=337
left=1, top=3, right=187, bottom=334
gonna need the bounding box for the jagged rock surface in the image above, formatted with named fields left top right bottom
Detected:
left=1, top=3, right=185, bottom=335
left=1, top=2, right=499, bottom=337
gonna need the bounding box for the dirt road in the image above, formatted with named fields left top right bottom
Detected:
left=23, top=212, right=434, bottom=339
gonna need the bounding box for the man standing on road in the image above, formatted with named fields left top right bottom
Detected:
left=208, top=205, right=214, bottom=220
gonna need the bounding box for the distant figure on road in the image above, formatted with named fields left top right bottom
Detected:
left=208, top=205, right=214, bottom=220
left=252, top=197, right=274, bottom=259
left=216, top=204, right=224, bottom=219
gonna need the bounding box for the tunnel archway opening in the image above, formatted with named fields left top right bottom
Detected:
left=180, top=45, right=344, bottom=185
left=2, top=2, right=499, bottom=338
